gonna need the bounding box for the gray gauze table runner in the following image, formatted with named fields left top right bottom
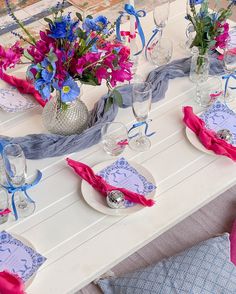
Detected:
left=0, top=57, right=224, bottom=159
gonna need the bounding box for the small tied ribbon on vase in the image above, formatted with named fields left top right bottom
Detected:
left=128, top=120, right=156, bottom=139
left=66, top=158, right=155, bottom=207
left=0, top=271, right=25, bottom=294
left=222, top=70, right=236, bottom=97
left=116, top=4, right=146, bottom=56
left=145, top=27, right=160, bottom=59
left=1, top=170, right=42, bottom=220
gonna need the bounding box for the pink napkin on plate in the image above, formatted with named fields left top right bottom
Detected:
left=66, top=158, right=155, bottom=207
left=0, top=271, right=25, bottom=294
left=183, top=106, right=236, bottom=161
left=0, top=70, right=45, bottom=107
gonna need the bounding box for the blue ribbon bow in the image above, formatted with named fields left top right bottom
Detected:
left=145, top=27, right=160, bottom=60
left=128, top=121, right=156, bottom=139
left=1, top=170, right=42, bottom=220
left=222, top=71, right=236, bottom=97
left=116, top=4, right=146, bottom=56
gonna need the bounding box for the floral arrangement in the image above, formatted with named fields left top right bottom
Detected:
left=187, top=0, right=236, bottom=56
left=0, top=0, right=133, bottom=110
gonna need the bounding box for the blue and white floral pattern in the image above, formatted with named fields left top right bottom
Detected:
left=201, top=101, right=236, bottom=145
left=0, top=231, right=46, bottom=282
left=98, top=158, right=156, bottom=208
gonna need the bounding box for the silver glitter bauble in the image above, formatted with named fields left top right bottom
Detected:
left=217, top=129, right=233, bottom=143
left=106, top=190, right=125, bottom=209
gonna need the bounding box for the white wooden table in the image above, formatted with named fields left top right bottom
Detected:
left=1, top=1, right=236, bottom=293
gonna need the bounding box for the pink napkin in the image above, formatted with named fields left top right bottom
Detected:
left=0, top=271, right=25, bottom=294
left=0, top=70, right=45, bottom=107
left=66, top=158, right=155, bottom=207
left=230, top=220, right=236, bottom=266
left=183, top=106, right=236, bottom=161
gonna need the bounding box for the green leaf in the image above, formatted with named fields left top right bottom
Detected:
left=112, top=89, right=123, bottom=107
left=104, top=96, right=113, bottom=112
left=86, top=15, right=93, bottom=19
left=76, top=12, right=83, bottom=22
left=47, top=52, right=58, bottom=63
left=61, top=103, right=69, bottom=111
left=23, top=50, right=34, bottom=61
left=44, top=17, right=53, bottom=24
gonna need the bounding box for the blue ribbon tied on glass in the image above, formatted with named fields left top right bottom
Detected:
left=1, top=170, right=42, bottom=220
left=128, top=120, right=156, bottom=139
left=222, top=71, right=236, bottom=97
left=116, top=4, right=146, bottom=56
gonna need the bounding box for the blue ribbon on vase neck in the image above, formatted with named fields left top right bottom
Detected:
left=145, top=27, right=161, bottom=60
left=116, top=4, right=146, bottom=56
left=222, top=71, right=236, bottom=97
left=128, top=120, right=156, bottom=139
left=1, top=170, right=42, bottom=220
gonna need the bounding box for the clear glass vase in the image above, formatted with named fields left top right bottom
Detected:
left=42, top=90, right=89, bottom=136
left=189, top=49, right=209, bottom=83
left=0, top=191, right=9, bottom=225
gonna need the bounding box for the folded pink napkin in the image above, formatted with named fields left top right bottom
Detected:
left=230, top=220, right=236, bottom=266
left=183, top=106, right=236, bottom=161
left=0, top=70, right=45, bottom=107
left=66, top=158, right=155, bottom=207
left=0, top=271, right=25, bottom=294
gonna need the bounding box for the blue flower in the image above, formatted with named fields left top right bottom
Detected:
left=34, top=78, right=51, bottom=100
left=59, top=77, right=80, bottom=103
left=41, top=58, right=56, bottom=82
left=49, top=15, right=78, bottom=41
left=83, top=15, right=108, bottom=33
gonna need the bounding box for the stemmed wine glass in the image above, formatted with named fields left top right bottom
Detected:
left=146, top=0, right=170, bottom=61
left=129, top=82, right=152, bottom=151
left=3, top=144, right=35, bottom=219
left=223, top=36, right=236, bottom=103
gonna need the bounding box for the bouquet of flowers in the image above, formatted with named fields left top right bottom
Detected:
left=187, top=0, right=236, bottom=56
left=0, top=0, right=133, bottom=111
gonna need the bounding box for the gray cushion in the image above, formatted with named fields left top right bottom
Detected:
left=98, top=234, right=236, bottom=294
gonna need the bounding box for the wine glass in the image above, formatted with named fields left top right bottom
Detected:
left=223, top=39, right=236, bottom=103
left=3, top=144, right=35, bottom=219
left=129, top=82, right=152, bottom=151
left=146, top=0, right=170, bottom=62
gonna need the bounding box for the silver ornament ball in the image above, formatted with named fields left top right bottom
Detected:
left=217, top=129, right=233, bottom=143
left=106, top=190, right=125, bottom=209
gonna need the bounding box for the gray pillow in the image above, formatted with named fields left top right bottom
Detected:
left=98, top=234, right=236, bottom=294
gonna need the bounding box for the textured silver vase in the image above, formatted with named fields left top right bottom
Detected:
left=42, top=91, right=89, bottom=136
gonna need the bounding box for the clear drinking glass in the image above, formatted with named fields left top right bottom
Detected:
left=149, top=38, right=173, bottom=66
left=0, top=191, right=9, bottom=225
left=129, top=82, right=152, bottom=151
left=153, top=0, right=170, bottom=29
left=146, top=0, right=170, bottom=62
left=223, top=42, right=236, bottom=102
left=101, top=122, right=128, bottom=156
left=195, top=77, right=223, bottom=108
left=3, top=144, right=35, bottom=218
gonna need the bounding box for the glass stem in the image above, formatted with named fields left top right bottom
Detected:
left=138, top=125, right=143, bottom=139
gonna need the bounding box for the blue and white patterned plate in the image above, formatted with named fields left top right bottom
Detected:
left=0, top=231, right=46, bottom=284
left=81, top=159, right=156, bottom=216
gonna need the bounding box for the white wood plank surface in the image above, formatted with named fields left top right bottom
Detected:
left=0, top=1, right=235, bottom=293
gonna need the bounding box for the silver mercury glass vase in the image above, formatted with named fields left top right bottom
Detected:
left=42, top=89, right=89, bottom=136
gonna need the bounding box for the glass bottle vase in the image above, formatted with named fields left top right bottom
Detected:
left=42, top=90, right=89, bottom=136
left=189, top=49, right=209, bottom=83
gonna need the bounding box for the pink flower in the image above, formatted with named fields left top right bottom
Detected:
left=214, top=22, right=230, bottom=49
left=95, top=67, right=108, bottom=84
left=0, top=42, right=23, bottom=70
